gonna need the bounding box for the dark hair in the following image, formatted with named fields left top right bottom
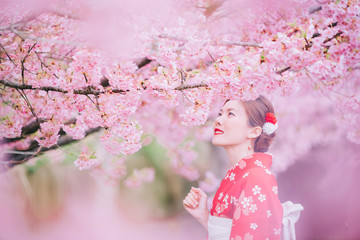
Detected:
left=225, top=95, right=276, bottom=152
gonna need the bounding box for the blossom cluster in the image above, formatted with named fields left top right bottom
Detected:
left=0, top=0, right=359, bottom=182
left=74, top=150, right=99, bottom=171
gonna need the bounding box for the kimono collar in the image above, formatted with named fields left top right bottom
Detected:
left=231, top=152, right=273, bottom=171
left=249, top=152, right=273, bottom=169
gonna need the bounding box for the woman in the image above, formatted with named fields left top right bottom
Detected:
left=183, top=95, right=283, bottom=240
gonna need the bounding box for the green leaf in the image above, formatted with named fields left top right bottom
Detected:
left=26, top=158, right=48, bottom=175
left=0, top=115, right=10, bottom=121
left=300, top=30, right=307, bottom=38
left=90, top=151, right=97, bottom=159
left=288, top=20, right=297, bottom=28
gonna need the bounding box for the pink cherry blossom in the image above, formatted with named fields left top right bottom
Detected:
left=0, top=0, right=359, bottom=181
left=74, top=149, right=99, bottom=171
left=35, top=121, right=61, bottom=148
left=124, top=167, right=155, bottom=187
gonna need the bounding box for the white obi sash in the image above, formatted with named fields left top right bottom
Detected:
left=207, top=215, right=233, bottom=240
left=281, top=201, right=304, bottom=240
left=207, top=201, right=304, bottom=240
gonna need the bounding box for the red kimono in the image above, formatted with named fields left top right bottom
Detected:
left=210, top=152, right=283, bottom=240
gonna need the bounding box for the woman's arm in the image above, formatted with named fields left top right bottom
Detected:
left=183, top=187, right=209, bottom=231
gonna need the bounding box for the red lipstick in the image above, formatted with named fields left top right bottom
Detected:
left=214, top=128, right=224, bottom=135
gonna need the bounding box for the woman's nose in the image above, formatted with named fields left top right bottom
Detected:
left=214, top=116, right=222, bottom=126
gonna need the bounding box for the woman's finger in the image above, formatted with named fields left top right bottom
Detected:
left=184, top=198, right=197, bottom=208
left=192, top=187, right=206, bottom=197
left=188, top=192, right=198, bottom=202
left=186, top=195, right=198, bottom=207
left=191, top=187, right=201, bottom=193
left=183, top=199, right=193, bottom=208
left=190, top=190, right=199, bottom=200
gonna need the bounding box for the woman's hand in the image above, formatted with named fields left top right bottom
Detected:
left=183, top=187, right=209, bottom=230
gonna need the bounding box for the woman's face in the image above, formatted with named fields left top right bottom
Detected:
left=212, top=100, right=252, bottom=147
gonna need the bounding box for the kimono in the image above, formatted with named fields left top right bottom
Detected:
left=208, top=152, right=283, bottom=240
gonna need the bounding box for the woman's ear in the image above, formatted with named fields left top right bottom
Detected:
left=248, top=126, right=262, bottom=139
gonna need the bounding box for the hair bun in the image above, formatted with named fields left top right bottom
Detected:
left=242, top=95, right=276, bottom=152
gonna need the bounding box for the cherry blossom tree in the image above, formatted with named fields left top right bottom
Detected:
left=0, top=0, right=359, bottom=185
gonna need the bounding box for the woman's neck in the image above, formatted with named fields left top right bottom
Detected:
left=224, top=142, right=254, bottom=166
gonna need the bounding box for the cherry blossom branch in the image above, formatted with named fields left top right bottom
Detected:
left=174, top=83, right=208, bottom=90
left=8, top=22, right=84, bottom=47
left=0, top=148, right=43, bottom=165
left=207, top=50, right=216, bottom=63
left=94, top=94, right=101, bottom=111
left=217, top=40, right=263, bottom=48
left=159, top=17, right=338, bottom=51
left=34, top=51, right=59, bottom=79
left=0, top=43, right=17, bottom=66
left=303, top=66, right=354, bottom=103
left=0, top=80, right=128, bottom=95
left=309, top=5, right=322, bottom=14
left=2, top=121, right=43, bottom=143
left=36, top=51, right=73, bottom=63
left=178, top=69, right=187, bottom=85
left=21, top=42, right=37, bottom=84
left=3, top=127, right=101, bottom=167
left=1, top=118, right=77, bottom=145
left=85, top=94, right=100, bottom=111
left=323, top=31, right=343, bottom=44
left=276, top=66, right=291, bottom=75
left=158, top=34, right=187, bottom=42
left=159, top=33, right=263, bottom=48
left=136, top=58, right=152, bottom=69
left=0, top=79, right=210, bottom=96
left=15, top=88, right=40, bottom=126
left=1, top=146, right=44, bottom=165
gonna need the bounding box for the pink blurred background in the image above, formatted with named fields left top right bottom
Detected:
left=0, top=163, right=206, bottom=240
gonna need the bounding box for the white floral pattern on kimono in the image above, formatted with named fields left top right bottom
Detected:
left=209, top=152, right=283, bottom=240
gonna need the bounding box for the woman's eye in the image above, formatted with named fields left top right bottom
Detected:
left=218, top=112, right=222, bottom=116
left=229, top=112, right=235, bottom=116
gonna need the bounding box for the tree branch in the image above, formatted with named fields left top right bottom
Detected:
left=159, top=33, right=262, bottom=48
left=276, top=66, right=291, bottom=75
left=174, top=83, right=209, bottom=91
left=36, top=51, right=72, bottom=63
left=136, top=57, right=152, bottom=69
left=35, top=51, right=59, bottom=79
left=1, top=118, right=77, bottom=145
left=0, top=78, right=214, bottom=96
left=15, top=88, right=40, bottom=126
left=323, top=31, right=343, bottom=44
left=0, top=43, right=17, bottom=66
left=309, top=5, right=322, bottom=14
left=217, top=40, right=263, bottom=48
left=0, top=79, right=128, bottom=95
left=10, top=23, right=84, bottom=47
left=3, top=127, right=101, bottom=167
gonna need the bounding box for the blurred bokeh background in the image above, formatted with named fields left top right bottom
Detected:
left=0, top=132, right=208, bottom=240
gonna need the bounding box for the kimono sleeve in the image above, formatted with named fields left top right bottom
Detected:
left=229, top=167, right=283, bottom=240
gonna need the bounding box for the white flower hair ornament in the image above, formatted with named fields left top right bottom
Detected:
left=262, top=112, right=278, bottom=135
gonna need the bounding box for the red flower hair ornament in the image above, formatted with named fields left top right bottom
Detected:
left=262, top=112, right=278, bottom=135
